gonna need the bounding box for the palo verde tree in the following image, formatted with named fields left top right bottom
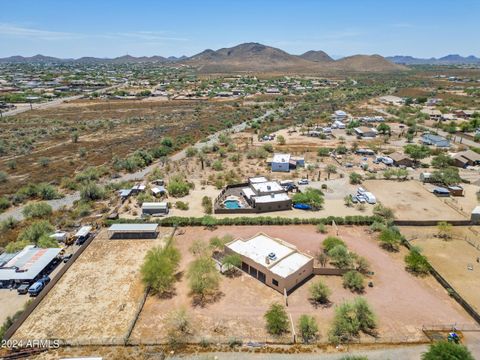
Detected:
left=264, top=302, right=289, bottom=335
left=141, top=238, right=181, bottom=296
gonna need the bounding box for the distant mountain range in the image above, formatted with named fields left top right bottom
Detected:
left=0, top=42, right=408, bottom=72
left=387, top=54, right=480, bottom=65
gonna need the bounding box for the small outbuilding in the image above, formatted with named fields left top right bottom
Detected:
left=141, top=202, right=169, bottom=216
left=107, top=223, right=158, bottom=239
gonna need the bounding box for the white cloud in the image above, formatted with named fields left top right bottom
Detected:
left=0, top=23, right=188, bottom=43
left=0, top=23, right=81, bottom=40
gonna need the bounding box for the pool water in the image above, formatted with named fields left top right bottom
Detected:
left=224, top=199, right=241, bottom=209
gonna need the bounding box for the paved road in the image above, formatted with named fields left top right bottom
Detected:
left=0, top=107, right=283, bottom=222
left=167, top=344, right=429, bottom=360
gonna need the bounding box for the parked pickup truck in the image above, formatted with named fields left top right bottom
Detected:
left=28, top=276, right=50, bottom=297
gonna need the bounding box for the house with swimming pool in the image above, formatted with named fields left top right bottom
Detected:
left=214, top=176, right=292, bottom=214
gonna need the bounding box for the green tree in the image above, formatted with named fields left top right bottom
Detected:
left=431, top=153, right=454, bottom=168
left=309, top=280, right=331, bottom=304
left=298, top=315, right=318, bottom=343
left=405, top=247, right=431, bottom=275
left=326, top=164, right=337, bottom=179
left=141, top=242, right=181, bottom=296
left=187, top=256, right=220, bottom=302
left=404, top=144, right=430, bottom=165
left=292, top=188, right=324, bottom=210
left=378, top=228, right=402, bottom=251
left=264, top=303, right=289, bottom=335
left=221, top=253, right=242, bottom=274
left=17, top=220, right=54, bottom=244
left=422, top=341, right=474, bottom=360
left=431, top=167, right=461, bottom=186
left=343, top=270, right=365, bottom=292
left=377, top=123, right=391, bottom=135
left=277, top=135, right=286, bottom=145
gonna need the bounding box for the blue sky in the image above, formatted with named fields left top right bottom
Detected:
left=0, top=0, right=479, bottom=58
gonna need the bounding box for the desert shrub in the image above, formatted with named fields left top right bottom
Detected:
left=17, top=220, right=54, bottom=244
left=37, top=234, right=59, bottom=248
left=186, top=147, right=197, bottom=157
left=0, top=171, right=8, bottom=183
left=343, top=270, right=365, bottom=292
left=316, top=223, right=327, bottom=233
left=175, top=201, right=189, bottom=210
left=329, top=298, right=377, bottom=344
left=212, top=160, right=223, bottom=171
left=309, top=280, right=331, bottom=304
left=349, top=172, right=363, bottom=184
left=75, top=166, right=107, bottom=183
left=264, top=303, right=289, bottom=335
left=323, top=236, right=346, bottom=252
left=167, top=176, right=191, bottom=197
left=5, top=239, right=32, bottom=253
left=329, top=245, right=354, bottom=269
left=141, top=242, right=181, bottom=296
left=80, top=182, right=106, bottom=201
left=36, top=183, right=61, bottom=200
left=166, top=308, right=191, bottom=347
left=0, top=217, right=18, bottom=232
left=202, top=196, right=213, bottom=214
left=298, top=314, right=318, bottom=343
left=317, top=147, right=332, bottom=157
left=421, top=341, right=474, bottom=360
left=373, top=203, right=394, bottom=221
left=22, top=202, right=53, bottom=219
left=60, top=177, right=79, bottom=191
left=0, top=197, right=10, bottom=212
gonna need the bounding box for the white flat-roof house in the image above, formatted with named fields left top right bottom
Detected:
left=271, top=153, right=291, bottom=172
left=270, top=153, right=304, bottom=172
left=225, top=233, right=314, bottom=293
left=239, top=177, right=292, bottom=212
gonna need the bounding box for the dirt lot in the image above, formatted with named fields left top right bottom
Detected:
left=11, top=229, right=171, bottom=343
left=401, top=226, right=480, bottom=313
left=0, top=98, right=262, bottom=194
left=363, top=180, right=471, bottom=221
left=130, top=225, right=473, bottom=344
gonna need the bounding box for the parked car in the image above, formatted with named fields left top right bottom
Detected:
left=28, top=276, right=50, bottom=297
left=356, top=195, right=366, bottom=203
left=298, top=179, right=309, bottom=185
left=63, top=254, right=73, bottom=263
left=17, top=283, right=30, bottom=295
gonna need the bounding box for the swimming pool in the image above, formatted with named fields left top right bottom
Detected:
left=224, top=199, right=241, bottom=209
